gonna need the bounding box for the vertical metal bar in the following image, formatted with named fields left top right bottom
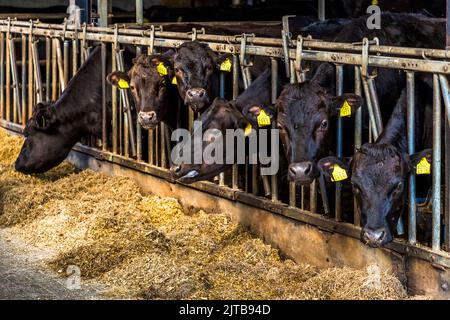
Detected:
left=54, top=39, right=66, bottom=92
left=51, top=37, right=57, bottom=101
left=72, top=39, right=78, bottom=77
left=271, top=58, right=278, bottom=202
left=232, top=54, right=239, bottom=189
left=111, top=44, right=118, bottom=154
left=161, top=123, right=166, bottom=167
left=9, top=38, right=20, bottom=123
left=0, top=32, right=4, bottom=119
left=440, top=74, right=450, bottom=250
left=97, top=0, right=109, bottom=27
left=289, top=59, right=297, bottom=207
left=361, top=71, right=379, bottom=140
left=101, top=42, right=107, bottom=151
left=31, top=41, right=43, bottom=103
left=445, top=0, right=450, bottom=251
left=407, top=72, right=416, bottom=245
left=335, top=64, right=344, bottom=221
left=219, top=71, right=226, bottom=186
left=21, top=34, right=26, bottom=125
left=353, top=66, right=362, bottom=226
left=318, top=0, right=325, bottom=21
left=5, top=33, right=10, bottom=122
left=45, top=37, right=50, bottom=102
left=367, top=77, right=383, bottom=134
left=432, top=74, right=442, bottom=251
left=319, top=174, right=330, bottom=215
left=28, top=34, right=33, bottom=118
left=63, top=40, right=69, bottom=86
left=136, top=0, right=144, bottom=24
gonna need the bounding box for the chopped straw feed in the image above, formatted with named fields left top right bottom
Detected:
left=0, top=128, right=414, bottom=299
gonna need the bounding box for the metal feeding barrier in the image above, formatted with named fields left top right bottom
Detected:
left=0, top=18, right=449, bottom=269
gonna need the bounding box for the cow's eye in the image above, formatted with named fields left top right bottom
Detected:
left=353, top=184, right=362, bottom=196
left=320, top=120, right=328, bottom=130
left=130, top=84, right=135, bottom=90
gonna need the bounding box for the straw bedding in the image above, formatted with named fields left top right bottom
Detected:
left=0, top=128, right=412, bottom=299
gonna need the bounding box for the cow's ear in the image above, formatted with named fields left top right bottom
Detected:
left=318, top=156, right=351, bottom=183
left=331, top=94, right=363, bottom=117
left=243, top=105, right=275, bottom=128
left=107, top=71, right=130, bottom=89
left=34, top=106, right=56, bottom=131
left=216, top=53, right=233, bottom=72
left=410, top=148, right=432, bottom=174
left=311, top=63, right=335, bottom=88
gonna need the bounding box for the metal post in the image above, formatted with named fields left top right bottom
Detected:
left=72, top=39, right=78, bottom=77
left=45, top=37, right=50, bottom=101
left=31, top=41, right=43, bottom=103
left=318, top=0, right=325, bottom=21
left=219, top=71, right=226, bottom=186
left=335, top=64, right=343, bottom=221
left=367, top=77, right=383, bottom=134
left=271, top=57, right=278, bottom=202
left=51, top=37, right=57, bottom=101
left=8, top=37, right=22, bottom=122
left=406, top=72, right=416, bottom=244
left=361, top=74, right=379, bottom=140
left=353, top=66, right=362, bottom=226
left=63, top=40, right=69, bottom=86
left=136, top=0, right=144, bottom=24
left=97, top=0, right=109, bottom=27
left=21, top=34, right=26, bottom=125
left=232, top=54, right=239, bottom=190
left=101, top=42, right=107, bottom=151
left=432, top=74, right=442, bottom=251
left=54, top=38, right=66, bottom=92
left=440, top=74, right=450, bottom=250
left=28, top=33, right=33, bottom=118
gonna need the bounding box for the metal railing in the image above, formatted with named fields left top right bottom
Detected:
left=0, top=19, right=449, bottom=269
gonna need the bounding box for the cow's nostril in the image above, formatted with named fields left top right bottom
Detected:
left=198, top=90, right=205, bottom=98
left=172, top=165, right=181, bottom=174
left=303, top=163, right=312, bottom=175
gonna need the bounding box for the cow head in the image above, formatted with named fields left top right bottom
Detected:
left=170, top=98, right=252, bottom=183
left=276, top=63, right=362, bottom=185
left=107, top=50, right=175, bottom=129
left=15, top=102, right=73, bottom=174
left=318, top=147, right=431, bottom=248
left=173, top=41, right=231, bottom=113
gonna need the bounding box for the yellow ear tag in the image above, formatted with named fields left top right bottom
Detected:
left=156, top=62, right=168, bottom=76
left=372, top=0, right=378, bottom=5
left=331, top=164, right=348, bottom=182
left=340, top=100, right=352, bottom=117
left=416, top=157, right=431, bottom=175
left=244, top=123, right=253, bottom=136
left=172, top=76, right=177, bottom=85
left=257, top=109, right=271, bottom=127
left=118, top=79, right=129, bottom=89
left=220, top=58, right=232, bottom=72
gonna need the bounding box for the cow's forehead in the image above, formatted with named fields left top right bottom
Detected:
left=353, top=151, right=403, bottom=186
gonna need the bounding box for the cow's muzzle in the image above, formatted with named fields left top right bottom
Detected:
left=361, top=227, right=391, bottom=248
left=138, top=111, right=158, bottom=129
left=288, top=161, right=318, bottom=185
left=185, top=88, right=209, bottom=112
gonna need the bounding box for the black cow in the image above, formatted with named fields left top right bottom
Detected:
left=170, top=68, right=277, bottom=183
left=106, top=50, right=181, bottom=130
left=277, top=13, right=445, bottom=185
left=15, top=46, right=127, bottom=173
left=318, top=79, right=433, bottom=248
left=172, top=41, right=233, bottom=113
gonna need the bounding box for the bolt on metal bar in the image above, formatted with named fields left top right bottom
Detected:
left=406, top=71, right=417, bottom=244
left=335, top=64, right=343, bottom=221
left=432, top=74, right=442, bottom=251
left=353, top=66, right=362, bottom=226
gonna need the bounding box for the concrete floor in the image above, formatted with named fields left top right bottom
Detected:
left=0, top=229, right=106, bottom=300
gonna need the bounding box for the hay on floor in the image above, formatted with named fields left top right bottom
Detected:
left=0, top=128, right=411, bottom=299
